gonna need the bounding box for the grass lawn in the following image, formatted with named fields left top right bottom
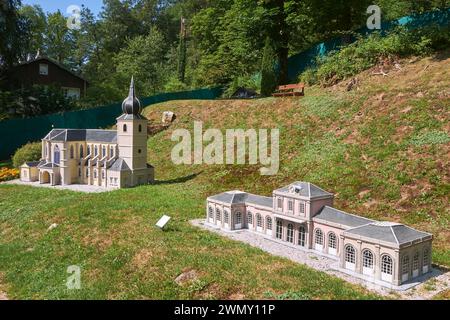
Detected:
left=0, top=53, right=448, bottom=300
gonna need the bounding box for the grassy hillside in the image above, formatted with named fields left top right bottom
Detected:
left=0, top=52, right=448, bottom=300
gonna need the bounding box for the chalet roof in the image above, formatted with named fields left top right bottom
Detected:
left=314, top=206, right=375, bottom=228
left=43, top=129, right=117, bottom=143
left=208, top=191, right=273, bottom=208
left=344, top=222, right=432, bottom=246
left=274, top=181, right=334, bottom=199
left=15, top=56, right=87, bottom=82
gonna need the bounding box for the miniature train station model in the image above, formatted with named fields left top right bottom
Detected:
left=20, top=78, right=154, bottom=189
left=206, top=182, right=433, bottom=287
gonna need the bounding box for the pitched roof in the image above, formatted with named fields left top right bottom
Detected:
left=274, top=181, right=333, bottom=199
left=314, top=206, right=375, bottom=228
left=15, top=56, right=87, bottom=82
left=21, top=161, right=41, bottom=167
left=109, top=158, right=130, bottom=172
left=116, top=114, right=147, bottom=121
left=344, top=222, right=432, bottom=246
left=208, top=191, right=273, bottom=208
left=44, top=129, right=117, bottom=143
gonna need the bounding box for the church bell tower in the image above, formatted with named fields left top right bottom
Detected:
left=116, top=77, right=149, bottom=172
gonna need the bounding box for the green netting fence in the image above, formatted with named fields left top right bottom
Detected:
left=0, top=87, right=223, bottom=160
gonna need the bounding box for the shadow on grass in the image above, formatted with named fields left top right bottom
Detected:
left=153, top=171, right=203, bottom=185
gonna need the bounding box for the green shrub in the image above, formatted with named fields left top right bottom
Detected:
left=223, top=73, right=261, bottom=98
left=12, top=142, right=42, bottom=168
left=299, top=25, right=450, bottom=86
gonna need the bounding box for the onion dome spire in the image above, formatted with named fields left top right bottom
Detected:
left=121, top=76, right=142, bottom=115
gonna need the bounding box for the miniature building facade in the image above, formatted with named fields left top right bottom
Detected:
left=206, top=182, right=433, bottom=286
left=20, top=78, right=154, bottom=189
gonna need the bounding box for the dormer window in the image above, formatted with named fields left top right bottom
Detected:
left=39, top=63, right=48, bottom=75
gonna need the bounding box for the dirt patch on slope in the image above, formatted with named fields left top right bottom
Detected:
left=0, top=273, right=9, bottom=300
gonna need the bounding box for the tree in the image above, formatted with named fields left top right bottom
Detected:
left=177, top=17, right=187, bottom=82
left=18, top=4, right=46, bottom=60
left=113, top=27, right=169, bottom=96
left=260, top=37, right=277, bottom=96
left=44, top=11, right=74, bottom=64
left=0, top=0, right=30, bottom=75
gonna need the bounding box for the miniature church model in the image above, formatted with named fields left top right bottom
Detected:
left=20, top=78, right=154, bottom=189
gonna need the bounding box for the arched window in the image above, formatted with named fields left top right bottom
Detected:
left=345, top=245, right=356, bottom=264
left=54, top=145, right=60, bottom=164
left=86, top=169, right=89, bottom=177
left=298, top=225, right=306, bottom=246
left=413, top=252, right=419, bottom=270
left=94, top=169, right=97, bottom=179
left=247, top=212, right=253, bottom=225
left=102, top=146, right=106, bottom=157
left=70, top=145, right=74, bottom=159
left=139, top=124, right=142, bottom=132
left=110, top=146, right=114, bottom=157
left=256, top=214, right=263, bottom=228
left=276, top=220, right=282, bottom=239
left=287, top=224, right=294, bottom=243
left=266, top=217, right=272, bottom=230
left=123, top=124, right=127, bottom=132
left=102, top=170, right=105, bottom=179
left=402, top=255, right=410, bottom=275
left=216, top=208, right=221, bottom=222
left=224, top=211, right=229, bottom=223
left=80, top=145, right=84, bottom=158
left=315, top=229, right=323, bottom=246
left=236, top=212, right=242, bottom=224
left=87, top=146, right=91, bottom=155
left=208, top=206, right=213, bottom=218
left=363, top=249, right=374, bottom=269
left=94, top=146, right=98, bottom=156
left=381, top=255, right=393, bottom=275
left=423, top=249, right=429, bottom=267
left=78, top=168, right=81, bottom=177
left=328, top=232, right=337, bottom=249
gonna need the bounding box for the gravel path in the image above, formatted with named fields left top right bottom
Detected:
left=191, top=219, right=449, bottom=300
left=1, top=179, right=114, bottom=193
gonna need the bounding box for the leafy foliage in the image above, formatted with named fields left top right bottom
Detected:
left=12, top=141, right=41, bottom=168
left=300, top=25, right=450, bottom=86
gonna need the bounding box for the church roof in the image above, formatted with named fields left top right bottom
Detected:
left=121, top=77, right=143, bottom=116
left=109, top=158, right=130, bottom=172
left=43, top=129, right=117, bottom=143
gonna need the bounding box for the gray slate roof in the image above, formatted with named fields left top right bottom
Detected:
left=344, top=222, right=432, bottom=246
left=109, top=158, right=130, bottom=172
left=117, top=114, right=147, bottom=121
left=44, top=129, right=117, bottom=143
left=23, top=161, right=41, bottom=167
left=274, top=182, right=333, bottom=199
left=208, top=191, right=273, bottom=208
left=314, top=206, right=374, bottom=228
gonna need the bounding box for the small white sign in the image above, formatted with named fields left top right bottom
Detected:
left=156, top=215, right=171, bottom=229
